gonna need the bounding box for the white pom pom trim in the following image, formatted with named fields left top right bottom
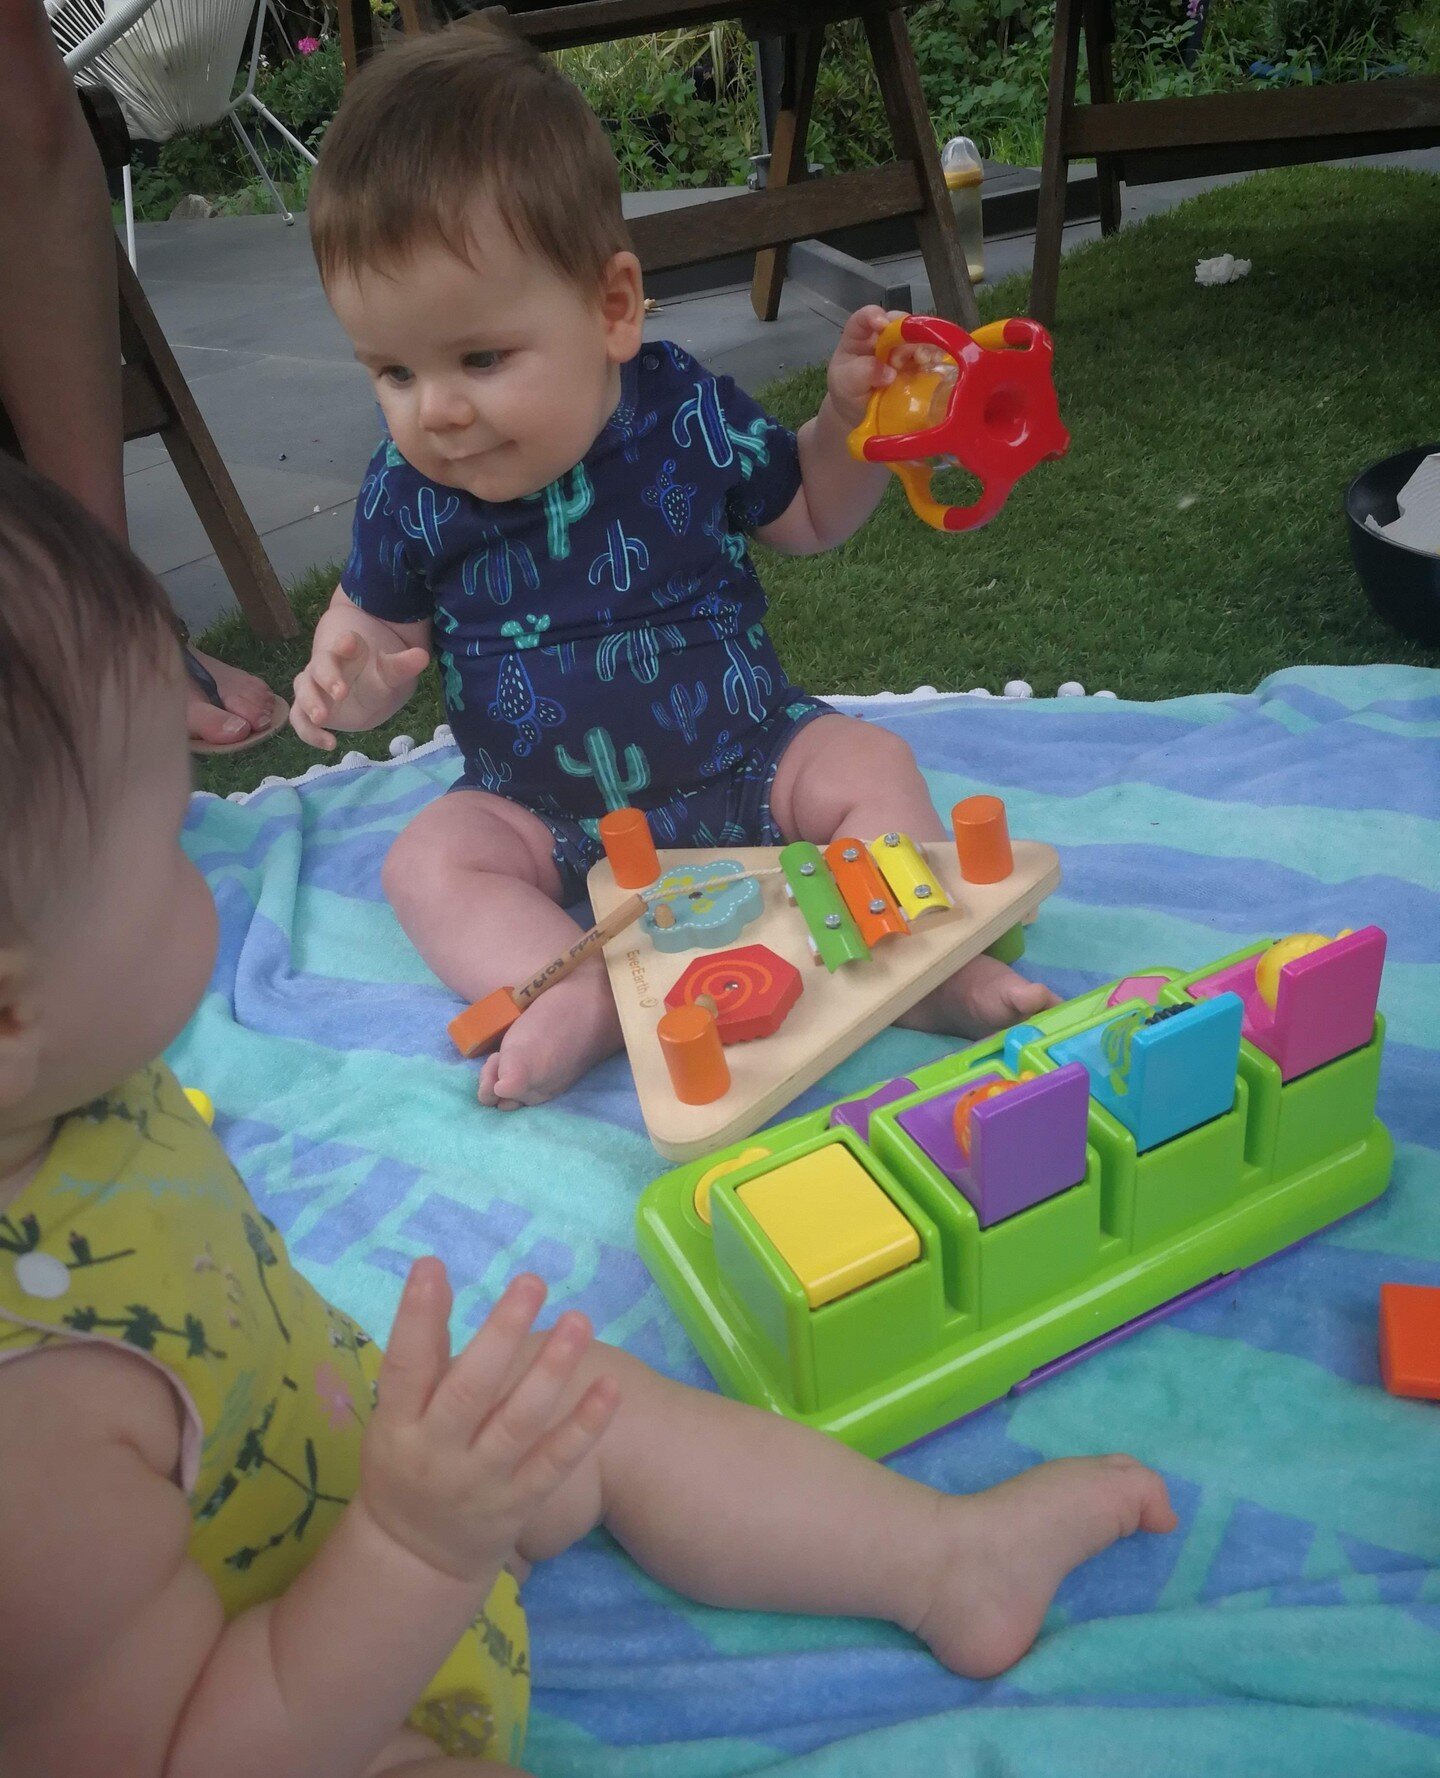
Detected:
left=204, top=679, right=1132, bottom=805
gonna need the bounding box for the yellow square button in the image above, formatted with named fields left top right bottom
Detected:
left=737, top=1146, right=920, bottom=1308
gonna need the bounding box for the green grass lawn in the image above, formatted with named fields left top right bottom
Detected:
left=196, top=163, right=1440, bottom=797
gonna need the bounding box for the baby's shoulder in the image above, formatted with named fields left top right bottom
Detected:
left=0, top=1333, right=183, bottom=1476
left=636, top=339, right=723, bottom=402
left=0, top=1339, right=213, bottom=1762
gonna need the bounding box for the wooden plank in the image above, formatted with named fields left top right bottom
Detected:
left=119, top=364, right=169, bottom=441
left=1117, top=126, right=1440, bottom=185
left=395, top=0, right=436, bottom=35
left=478, top=0, right=892, bottom=51
left=1082, top=0, right=1121, bottom=235
left=115, top=248, right=297, bottom=641
left=1065, top=75, right=1440, bottom=156
left=751, top=29, right=824, bottom=321
left=338, top=0, right=375, bottom=80
left=628, top=163, right=922, bottom=272
left=1030, top=0, right=1083, bottom=326
left=864, top=5, right=978, bottom=328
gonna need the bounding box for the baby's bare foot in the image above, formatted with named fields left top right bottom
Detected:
left=900, top=949, right=1059, bottom=1041
left=913, top=1455, right=1176, bottom=1679
left=477, top=967, right=623, bottom=1110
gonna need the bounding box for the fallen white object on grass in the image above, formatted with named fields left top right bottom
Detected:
left=1195, top=254, right=1252, bottom=286
left=1364, top=452, right=1440, bottom=554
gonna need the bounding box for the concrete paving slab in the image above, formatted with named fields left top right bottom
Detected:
left=125, top=454, right=357, bottom=577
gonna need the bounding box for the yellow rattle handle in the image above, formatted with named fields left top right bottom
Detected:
left=847, top=317, right=914, bottom=466
left=848, top=317, right=964, bottom=530
left=847, top=316, right=1008, bottom=533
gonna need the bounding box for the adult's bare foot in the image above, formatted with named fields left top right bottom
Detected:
left=187, top=650, right=277, bottom=748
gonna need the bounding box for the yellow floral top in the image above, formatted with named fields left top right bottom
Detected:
left=0, top=1063, right=529, bottom=1763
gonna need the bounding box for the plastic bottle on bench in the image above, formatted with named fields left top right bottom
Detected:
left=941, top=135, right=985, bottom=285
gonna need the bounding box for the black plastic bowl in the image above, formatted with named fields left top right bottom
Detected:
left=1345, top=444, right=1440, bottom=647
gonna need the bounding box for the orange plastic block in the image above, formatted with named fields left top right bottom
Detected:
left=658, top=1003, right=731, bottom=1104
left=449, top=988, right=523, bottom=1058
left=1379, top=1283, right=1440, bottom=1399
left=824, top=838, right=908, bottom=946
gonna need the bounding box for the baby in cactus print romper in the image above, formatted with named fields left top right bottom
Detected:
left=346, top=342, right=829, bottom=882
left=292, top=24, right=1058, bottom=1108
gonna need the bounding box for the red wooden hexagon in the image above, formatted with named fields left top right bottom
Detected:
left=664, top=944, right=803, bottom=1044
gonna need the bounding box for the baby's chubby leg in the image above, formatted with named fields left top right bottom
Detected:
left=768, top=714, right=1059, bottom=1037
left=383, top=791, right=621, bottom=1109
left=514, top=1341, right=1175, bottom=1682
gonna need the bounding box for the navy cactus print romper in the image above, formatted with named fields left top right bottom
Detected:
left=343, top=341, right=832, bottom=901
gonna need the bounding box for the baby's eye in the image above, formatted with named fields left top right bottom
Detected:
left=464, top=350, right=505, bottom=372
left=379, top=365, right=414, bottom=386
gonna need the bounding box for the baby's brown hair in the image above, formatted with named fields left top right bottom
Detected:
left=0, top=455, right=179, bottom=937
left=309, top=20, right=632, bottom=294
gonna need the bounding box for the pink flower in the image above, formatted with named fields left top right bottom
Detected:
left=297, top=35, right=320, bottom=55
left=314, top=1361, right=356, bottom=1429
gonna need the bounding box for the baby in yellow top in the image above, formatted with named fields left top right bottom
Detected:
left=0, top=456, right=1173, bottom=1775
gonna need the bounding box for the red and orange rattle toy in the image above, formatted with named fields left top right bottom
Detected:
left=848, top=314, right=1069, bottom=532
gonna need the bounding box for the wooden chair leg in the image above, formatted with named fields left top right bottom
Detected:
left=1083, top=0, right=1122, bottom=234
left=338, top=0, right=375, bottom=82
left=115, top=247, right=297, bottom=641
left=750, top=29, right=823, bottom=322
left=395, top=0, right=437, bottom=37
left=863, top=4, right=978, bottom=330
left=1030, top=0, right=1084, bottom=326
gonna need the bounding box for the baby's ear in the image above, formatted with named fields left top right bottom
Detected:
left=599, top=250, right=645, bottom=362
left=0, top=950, right=41, bottom=1110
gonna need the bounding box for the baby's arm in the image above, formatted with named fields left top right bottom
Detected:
left=755, top=305, right=903, bottom=557
left=0, top=1267, right=614, bottom=1778
left=291, top=586, right=432, bottom=750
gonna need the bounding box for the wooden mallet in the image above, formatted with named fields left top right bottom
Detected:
left=447, top=865, right=778, bottom=1059
left=448, top=892, right=660, bottom=1058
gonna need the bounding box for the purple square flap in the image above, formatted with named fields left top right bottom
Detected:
left=898, top=1063, right=1090, bottom=1228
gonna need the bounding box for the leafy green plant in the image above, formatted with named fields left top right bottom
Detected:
left=1269, top=0, right=1405, bottom=55
left=252, top=37, right=344, bottom=148
left=114, top=0, right=1435, bottom=225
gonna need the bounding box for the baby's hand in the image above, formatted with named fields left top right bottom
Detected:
left=291, top=628, right=430, bottom=749
left=359, top=1263, right=619, bottom=1585
left=825, top=305, right=947, bottom=432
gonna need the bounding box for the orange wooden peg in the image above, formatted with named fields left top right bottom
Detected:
left=657, top=1003, right=730, bottom=1104
left=953, top=795, right=1013, bottom=885
left=600, top=806, right=660, bottom=889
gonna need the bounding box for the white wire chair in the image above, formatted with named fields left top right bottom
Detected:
left=48, top=0, right=318, bottom=259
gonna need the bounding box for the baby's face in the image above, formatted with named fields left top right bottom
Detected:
left=23, top=666, right=217, bottom=1127
left=330, top=206, right=642, bottom=503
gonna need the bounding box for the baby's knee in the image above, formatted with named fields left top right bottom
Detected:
left=828, top=714, right=924, bottom=789
left=382, top=796, right=546, bottom=914
left=380, top=818, right=437, bottom=917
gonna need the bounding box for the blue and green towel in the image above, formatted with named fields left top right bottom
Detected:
left=172, top=664, right=1440, bottom=1775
